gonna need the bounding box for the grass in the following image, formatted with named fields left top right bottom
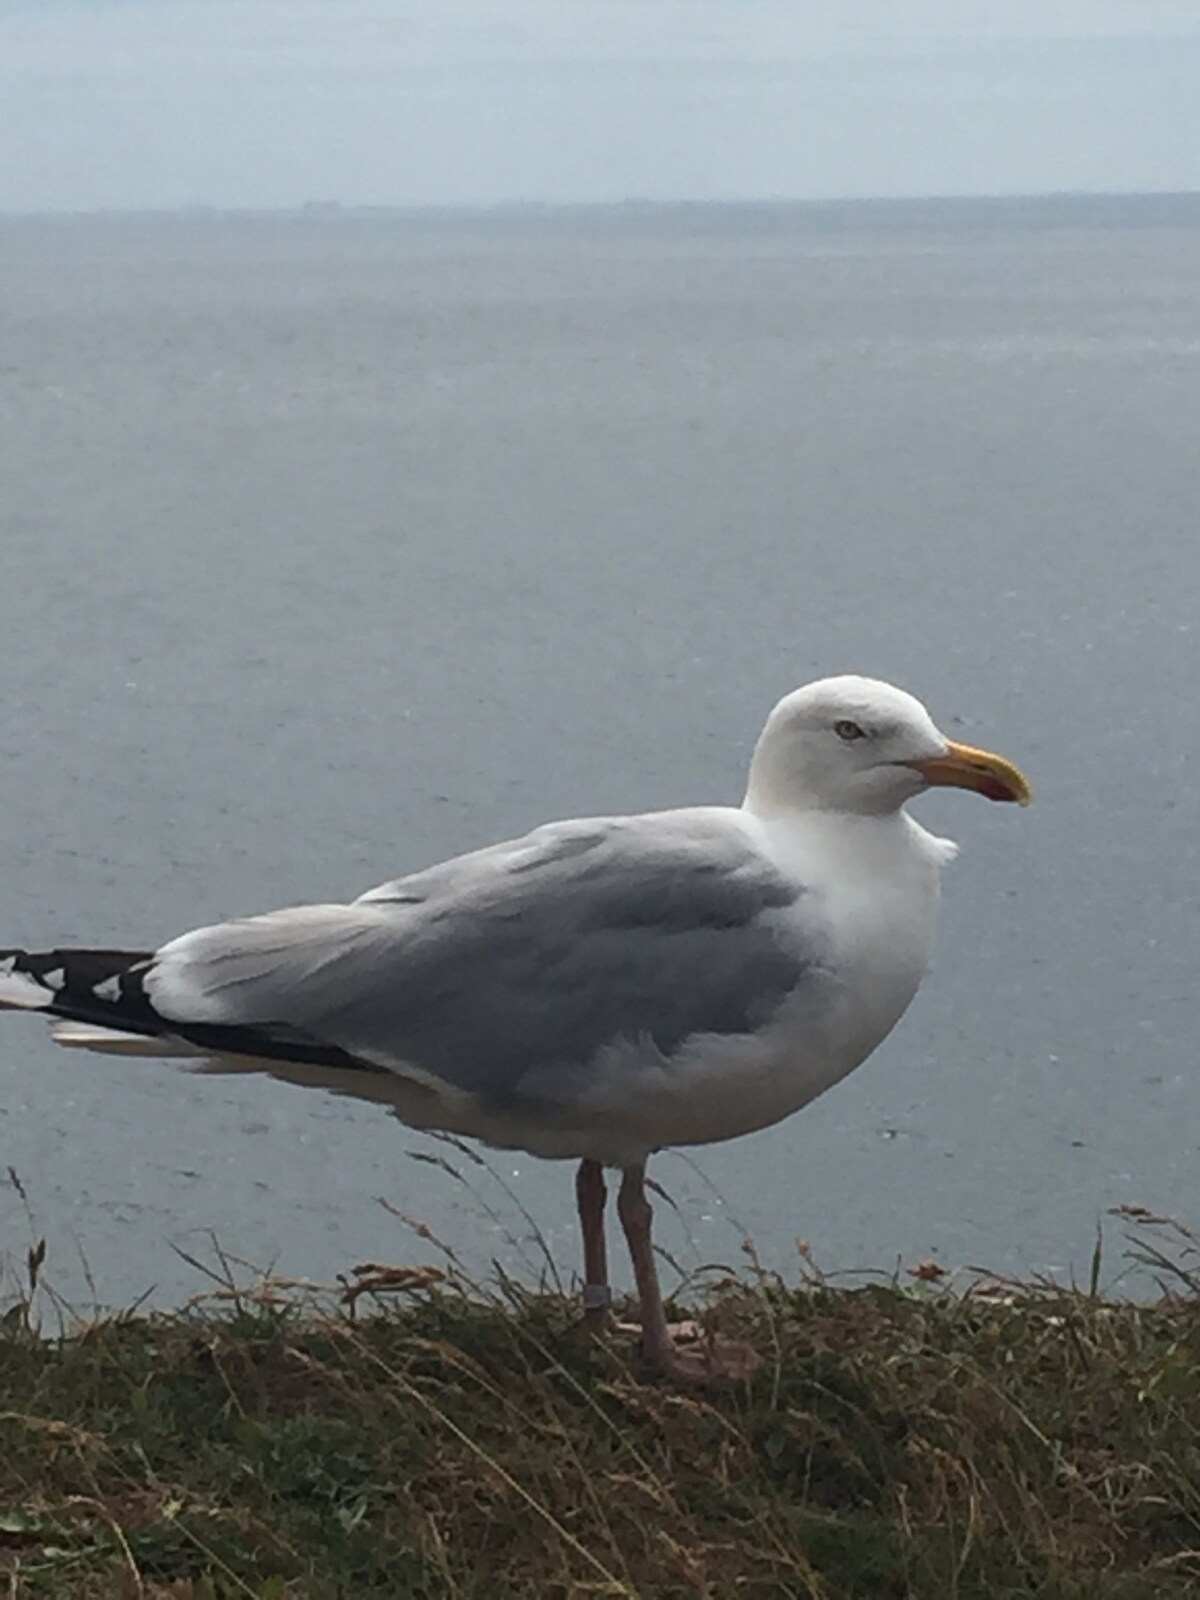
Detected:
left=1, top=1211, right=1199, bottom=1598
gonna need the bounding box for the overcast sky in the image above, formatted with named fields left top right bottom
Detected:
left=3, top=0, right=1199, bottom=211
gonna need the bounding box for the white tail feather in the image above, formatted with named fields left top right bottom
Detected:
left=0, top=971, right=55, bottom=1010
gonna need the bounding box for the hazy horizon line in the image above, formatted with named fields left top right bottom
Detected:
left=3, top=186, right=1199, bottom=222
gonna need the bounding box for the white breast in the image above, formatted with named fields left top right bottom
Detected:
left=749, top=807, right=948, bottom=1095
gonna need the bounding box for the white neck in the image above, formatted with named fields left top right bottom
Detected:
left=740, top=792, right=960, bottom=876
left=742, top=767, right=903, bottom=821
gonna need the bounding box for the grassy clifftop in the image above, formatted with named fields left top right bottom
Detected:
left=1, top=1223, right=1199, bottom=1600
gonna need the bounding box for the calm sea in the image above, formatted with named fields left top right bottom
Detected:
left=2, top=196, right=1198, bottom=1308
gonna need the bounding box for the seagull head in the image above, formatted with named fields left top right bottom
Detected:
left=744, top=675, right=1032, bottom=818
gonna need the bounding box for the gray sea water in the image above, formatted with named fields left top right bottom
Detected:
left=1, top=196, right=1198, bottom=1311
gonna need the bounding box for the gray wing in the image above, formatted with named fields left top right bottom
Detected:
left=144, top=810, right=809, bottom=1104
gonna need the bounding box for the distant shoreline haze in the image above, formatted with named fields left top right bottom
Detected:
left=3, top=191, right=1200, bottom=224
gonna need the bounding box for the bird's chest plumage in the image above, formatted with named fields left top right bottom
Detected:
left=768, top=812, right=945, bottom=1079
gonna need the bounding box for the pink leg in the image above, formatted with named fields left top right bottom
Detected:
left=575, top=1158, right=611, bottom=1327
left=617, top=1162, right=761, bottom=1385
left=616, top=1163, right=679, bottom=1368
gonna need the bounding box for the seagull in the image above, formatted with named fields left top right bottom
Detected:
left=0, top=676, right=1030, bottom=1381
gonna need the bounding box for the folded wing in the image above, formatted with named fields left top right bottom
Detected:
left=4, top=810, right=812, bottom=1109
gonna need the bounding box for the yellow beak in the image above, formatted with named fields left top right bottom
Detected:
left=911, top=740, right=1033, bottom=806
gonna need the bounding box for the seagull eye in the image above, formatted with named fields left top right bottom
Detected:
left=834, top=719, right=867, bottom=742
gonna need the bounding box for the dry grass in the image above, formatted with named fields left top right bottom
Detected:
left=0, top=1210, right=1198, bottom=1598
